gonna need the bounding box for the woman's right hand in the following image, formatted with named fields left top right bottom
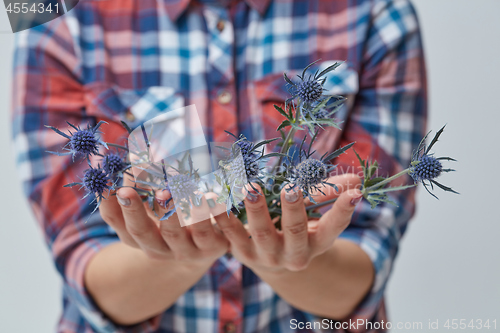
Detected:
left=98, top=175, right=229, bottom=265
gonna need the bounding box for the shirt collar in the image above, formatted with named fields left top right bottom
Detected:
left=164, top=0, right=272, bottom=21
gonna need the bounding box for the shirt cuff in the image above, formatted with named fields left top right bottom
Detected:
left=62, top=229, right=162, bottom=333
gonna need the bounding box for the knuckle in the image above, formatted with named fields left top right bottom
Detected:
left=252, top=228, right=274, bottom=242
left=219, top=224, right=238, bottom=237
left=285, top=222, right=307, bottom=236
left=160, top=228, right=182, bottom=241
left=126, top=225, right=147, bottom=238
left=191, top=228, right=212, bottom=241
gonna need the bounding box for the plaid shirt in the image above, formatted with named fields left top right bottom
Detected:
left=11, top=0, right=427, bottom=332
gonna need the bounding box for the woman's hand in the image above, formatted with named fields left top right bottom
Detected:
left=212, top=173, right=363, bottom=273
left=98, top=175, right=229, bottom=266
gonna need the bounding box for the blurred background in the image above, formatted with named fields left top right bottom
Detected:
left=0, top=0, right=499, bottom=332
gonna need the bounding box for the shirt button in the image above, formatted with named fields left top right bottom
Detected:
left=217, top=90, right=232, bottom=105
left=216, top=20, right=225, bottom=32
left=224, top=322, right=236, bottom=333
left=125, top=111, right=136, bottom=122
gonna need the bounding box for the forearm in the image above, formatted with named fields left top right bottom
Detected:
left=84, top=242, right=214, bottom=326
left=252, top=239, right=374, bottom=320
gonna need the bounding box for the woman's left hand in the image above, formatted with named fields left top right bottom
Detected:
left=212, top=173, right=363, bottom=273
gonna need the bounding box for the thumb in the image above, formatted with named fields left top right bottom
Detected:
left=316, top=189, right=363, bottom=241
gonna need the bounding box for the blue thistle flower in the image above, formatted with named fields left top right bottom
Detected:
left=296, top=80, right=323, bottom=103
left=103, top=153, right=128, bottom=176
left=82, top=167, right=110, bottom=198
left=284, top=61, right=345, bottom=106
left=410, top=155, right=442, bottom=182
left=301, top=105, right=333, bottom=124
left=131, top=156, right=201, bottom=220
left=409, top=125, right=458, bottom=199
left=46, top=121, right=108, bottom=164
left=224, top=133, right=276, bottom=184
left=63, top=165, right=111, bottom=216
left=284, top=134, right=354, bottom=203
left=295, top=158, right=328, bottom=189
left=167, top=173, right=199, bottom=203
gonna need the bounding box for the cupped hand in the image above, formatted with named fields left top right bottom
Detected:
left=98, top=175, right=229, bottom=265
left=212, top=173, right=362, bottom=273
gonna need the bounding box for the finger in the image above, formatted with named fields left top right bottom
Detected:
left=212, top=211, right=252, bottom=256
left=307, top=173, right=362, bottom=205
left=158, top=203, right=197, bottom=257
left=244, top=184, right=280, bottom=253
left=189, top=196, right=226, bottom=251
left=99, top=190, right=139, bottom=248
left=117, top=187, right=170, bottom=259
left=280, top=187, right=309, bottom=258
left=312, top=189, right=363, bottom=250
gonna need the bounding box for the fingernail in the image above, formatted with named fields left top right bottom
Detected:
left=284, top=190, right=299, bottom=203
left=156, top=198, right=167, bottom=208
left=246, top=190, right=259, bottom=203
left=117, top=195, right=131, bottom=206
left=207, top=198, right=216, bottom=208
left=350, top=194, right=363, bottom=206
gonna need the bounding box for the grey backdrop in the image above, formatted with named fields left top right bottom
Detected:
left=1, top=1, right=499, bottom=332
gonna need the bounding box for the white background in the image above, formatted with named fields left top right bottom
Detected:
left=0, top=1, right=499, bottom=332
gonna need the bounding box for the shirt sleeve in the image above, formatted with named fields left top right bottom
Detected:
left=335, top=0, right=427, bottom=324
left=11, top=17, right=160, bottom=333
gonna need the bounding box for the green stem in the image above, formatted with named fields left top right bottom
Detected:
left=274, top=99, right=302, bottom=171
left=305, top=197, right=338, bottom=211
left=363, top=168, right=411, bottom=193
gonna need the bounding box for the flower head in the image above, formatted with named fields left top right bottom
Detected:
left=82, top=167, right=110, bottom=198
left=296, top=80, right=323, bottom=103
left=103, top=152, right=128, bottom=176
left=410, top=155, right=442, bottom=182
left=167, top=173, right=199, bottom=203
left=409, top=125, right=458, bottom=198
left=295, top=158, right=328, bottom=188
left=46, top=121, right=108, bottom=163
left=284, top=135, right=354, bottom=202
left=278, top=61, right=345, bottom=135
left=222, top=133, right=275, bottom=184
left=63, top=165, right=111, bottom=217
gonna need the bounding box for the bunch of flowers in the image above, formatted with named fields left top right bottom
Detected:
left=46, top=61, right=457, bottom=223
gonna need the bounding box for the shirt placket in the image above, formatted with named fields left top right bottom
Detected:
left=203, top=7, right=243, bottom=333
left=204, top=5, right=238, bottom=143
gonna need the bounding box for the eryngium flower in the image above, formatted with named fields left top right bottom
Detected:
left=71, top=130, right=98, bottom=156
left=83, top=167, right=110, bottom=197
left=284, top=61, right=342, bottom=105
left=63, top=165, right=111, bottom=216
left=295, top=158, right=328, bottom=188
left=409, top=125, right=458, bottom=198
left=167, top=173, right=199, bottom=203
left=287, top=157, right=333, bottom=202
left=410, top=155, right=442, bottom=182
left=103, top=153, right=127, bottom=175
left=284, top=136, right=354, bottom=202
left=225, top=133, right=275, bottom=183
left=46, top=121, right=108, bottom=163
left=296, top=80, right=323, bottom=103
